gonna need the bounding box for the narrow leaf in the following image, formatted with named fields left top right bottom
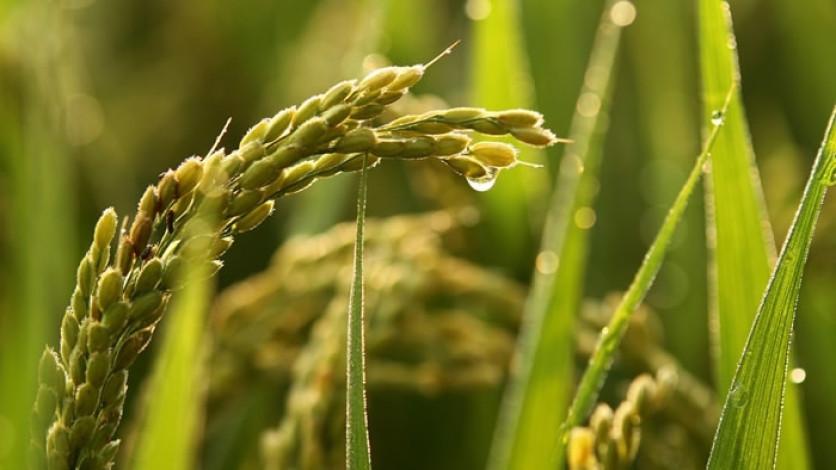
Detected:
left=488, top=2, right=627, bottom=468
left=708, top=107, right=836, bottom=468
left=0, top=8, right=77, bottom=466
left=346, top=154, right=372, bottom=470
left=698, top=1, right=810, bottom=466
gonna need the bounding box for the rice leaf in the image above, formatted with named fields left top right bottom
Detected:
left=708, top=107, right=836, bottom=469
left=698, top=0, right=774, bottom=401
left=697, top=1, right=810, bottom=467
left=0, top=7, right=77, bottom=465
left=488, top=2, right=626, bottom=468
left=133, top=221, right=214, bottom=470
left=346, top=155, right=372, bottom=470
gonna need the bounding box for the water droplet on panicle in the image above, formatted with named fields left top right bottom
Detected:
left=466, top=168, right=498, bottom=192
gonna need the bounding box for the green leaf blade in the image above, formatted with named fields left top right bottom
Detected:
left=698, top=0, right=773, bottom=392
left=487, top=2, right=624, bottom=468
left=708, top=107, right=836, bottom=469
left=0, top=9, right=78, bottom=466
left=698, top=1, right=811, bottom=467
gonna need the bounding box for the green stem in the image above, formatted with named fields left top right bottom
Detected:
left=346, top=153, right=372, bottom=470
left=559, top=89, right=734, bottom=440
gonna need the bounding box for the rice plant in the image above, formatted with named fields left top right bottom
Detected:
left=1, top=0, right=834, bottom=469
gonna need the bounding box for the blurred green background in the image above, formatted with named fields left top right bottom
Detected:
left=1, top=0, right=834, bottom=468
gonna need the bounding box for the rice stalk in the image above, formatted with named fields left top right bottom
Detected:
left=345, top=153, right=371, bottom=470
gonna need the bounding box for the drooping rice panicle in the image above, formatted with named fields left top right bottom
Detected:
left=30, top=58, right=561, bottom=469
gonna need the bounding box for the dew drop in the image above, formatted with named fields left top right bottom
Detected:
left=790, top=367, right=806, bottom=384
left=821, top=160, right=836, bottom=186
left=727, top=37, right=738, bottom=50
left=730, top=384, right=749, bottom=408
left=466, top=168, right=498, bottom=192
left=558, top=423, right=571, bottom=444
left=711, top=110, right=725, bottom=126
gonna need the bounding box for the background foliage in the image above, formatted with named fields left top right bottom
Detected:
left=1, top=0, right=834, bottom=468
